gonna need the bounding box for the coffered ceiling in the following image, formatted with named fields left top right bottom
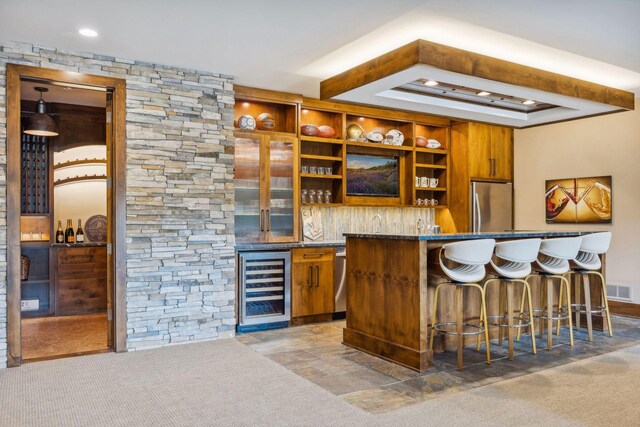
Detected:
left=1, top=0, right=639, bottom=120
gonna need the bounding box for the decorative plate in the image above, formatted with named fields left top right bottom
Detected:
left=366, top=131, right=384, bottom=143
left=385, top=129, right=404, bottom=146
left=85, top=215, right=107, bottom=242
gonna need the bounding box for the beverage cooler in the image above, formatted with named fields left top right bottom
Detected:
left=237, top=251, right=291, bottom=332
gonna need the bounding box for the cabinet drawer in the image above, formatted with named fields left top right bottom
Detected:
left=292, top=247, right=335, bottom=263
left=57, top=277, right=107, bottom=315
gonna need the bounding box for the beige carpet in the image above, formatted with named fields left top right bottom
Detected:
left=1, top=338, right=639, bottom=426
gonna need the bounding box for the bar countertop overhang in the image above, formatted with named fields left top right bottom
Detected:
left=343, top=230, right=593, bottom=240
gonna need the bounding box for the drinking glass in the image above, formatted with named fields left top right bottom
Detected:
left=309, top=190, right=316, bottom=204
left=317, top=166, right=325, bottom=175
left=309, top=166, right=317, bottom=174
left=317, top=190, right=323, bottom=204
left=324, top=190, right=332, bottom=204
left=325, top=166, right=333, bottom=175
left=301, top=165, right=308, bottom=174
left=301, top=189, right=307, bottom=204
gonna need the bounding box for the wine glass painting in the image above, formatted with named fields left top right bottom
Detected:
left=545, top=176, right=612, bottom=224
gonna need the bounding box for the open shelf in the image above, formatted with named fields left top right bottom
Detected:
left=300, top=136, right=343, bottom=145
left=416, top=187, right=447, bottom=192
left=345, top=141, right=413, bottom=151
left=300, top=174, right=343, bottom=180
left=415, top=147, right=448, bottom=154
left=416, top=163, right=447, bottom=169
left=300, top=154, right=342, bottom=162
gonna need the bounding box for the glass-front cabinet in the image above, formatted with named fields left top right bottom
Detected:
left=234, top=130, right=298, bottom=242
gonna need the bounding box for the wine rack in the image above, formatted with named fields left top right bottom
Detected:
left=21, top=134, right=49, bottom=214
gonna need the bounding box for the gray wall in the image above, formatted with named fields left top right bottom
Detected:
left=0, top=41, right=236, bottom=367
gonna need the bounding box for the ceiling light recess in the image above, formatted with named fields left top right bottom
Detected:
left=78, top=28, right=98, bottom=37
left=320, top=40, right=635, bottom=128
left=424, top=80, right=438, bottom=87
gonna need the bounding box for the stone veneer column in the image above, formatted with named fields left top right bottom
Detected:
left=0, top=41, right=236, bottom=366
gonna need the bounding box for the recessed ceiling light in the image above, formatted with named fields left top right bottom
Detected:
left=424, top=80, right=439, bottom=87
left=477, top=91, right=491, bottom=97
left=522, top=99, right=536, bottom=105
left=78, top=28, right=98, bottom=37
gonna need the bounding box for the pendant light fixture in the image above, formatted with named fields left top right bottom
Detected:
left=24, top=87, right=59, bottom=137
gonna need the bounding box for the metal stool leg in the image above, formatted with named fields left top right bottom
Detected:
left=590, top=271, right=614, bottom=337
left=560, top=275, right=574, bottom=346
left=455, top=286, right=464, bottom=370
left=478, top=278, right=500, bottom=351
left=430, top=282, right=446, bottom=351
left=583, top=273, right=593, bottom=341
left=546, top=276, right=554, bottom=350
left=523, top=279, right=537, bottom=354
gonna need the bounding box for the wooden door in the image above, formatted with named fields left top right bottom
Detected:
left=312, top=259, right=335, bottom=315
left=291, top=248, right=334, bottom=317
left=490, top=126, right=513, bottom=180
left=467, top=123, right=492, bottom=179
left=291, top=259, right=316, bottom=317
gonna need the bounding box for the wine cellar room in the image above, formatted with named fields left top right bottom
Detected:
left=19, top=79, right=110, bottom=361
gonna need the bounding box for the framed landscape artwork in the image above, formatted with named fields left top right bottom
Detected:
left=545, top=176, right=612, bottom=224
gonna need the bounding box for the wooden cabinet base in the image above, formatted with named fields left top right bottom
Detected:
left=343, top=328, right=432, bottom=372
left=290, top=313, right=334, bottom=326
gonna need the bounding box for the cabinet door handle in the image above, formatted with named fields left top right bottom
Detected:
left=266, top=209, right=270, bottom=232
left=488, top=158, right=492, bottom=176
left=315, top=265, right=320, bottom=288
left=260, top=209, right=265, bottom=232
left=303, top=253, right=324, bottom=258
left=308, top=266, right=313, bottom=287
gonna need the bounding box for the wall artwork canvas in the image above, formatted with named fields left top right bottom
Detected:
left=545, top=176, right=612, bottom=224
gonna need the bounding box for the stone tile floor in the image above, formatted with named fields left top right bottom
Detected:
left=236, top=316, right=640, bottom=414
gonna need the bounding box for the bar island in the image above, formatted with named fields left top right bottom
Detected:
left=343, top=231, right=597, bottom=372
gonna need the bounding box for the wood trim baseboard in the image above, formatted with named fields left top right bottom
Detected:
left=609, top=300, right=640, bottom=318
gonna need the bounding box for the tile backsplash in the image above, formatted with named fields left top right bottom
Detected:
left=310, top=206, right=437, bottom=241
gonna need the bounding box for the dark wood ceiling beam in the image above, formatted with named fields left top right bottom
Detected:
left=320, top=39, right=634, bottom=111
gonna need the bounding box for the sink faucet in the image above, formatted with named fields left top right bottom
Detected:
left=373, top=214, right=383, bottom=234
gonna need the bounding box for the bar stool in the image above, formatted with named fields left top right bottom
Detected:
left=429, top=239, right=495, bottom=370
left=522, top=237, right=582, bottom=350
left=478, top=239, right=541, bottom=360
left=562, top=232, right=613, bottom=341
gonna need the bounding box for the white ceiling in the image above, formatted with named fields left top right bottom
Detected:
left=1, top=0, right=639, bottom=100
left=21, top=80, right=106, bottom=107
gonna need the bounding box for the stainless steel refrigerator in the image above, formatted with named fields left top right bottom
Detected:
left=471, top=181, right=513, bottom=232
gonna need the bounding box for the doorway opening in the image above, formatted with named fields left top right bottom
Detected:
left=6, top=64, right=127, bottom=366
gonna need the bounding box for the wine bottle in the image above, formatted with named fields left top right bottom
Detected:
left=76, top=219, right=85, bottom=243
left=65, top=219, right=75, bottom=244
left=56, top=221, right=64, bottom=243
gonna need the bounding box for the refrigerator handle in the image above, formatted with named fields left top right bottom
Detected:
left=474, top=191, right=482, bottom=233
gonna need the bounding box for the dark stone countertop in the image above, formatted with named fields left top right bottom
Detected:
left=235, top=240, right=345, bottom=251
left=343, top=230, right=595, bottom=241
left=51, top=242, right=107, bottom=247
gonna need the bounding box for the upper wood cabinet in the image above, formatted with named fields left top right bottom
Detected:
left=444, top=122, right=513, bottom=233
left=291, top=247, right=334, bottom=317
left=466, top=123, right=513, bottom=181
left=234, top=130, right=299, bottom=243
